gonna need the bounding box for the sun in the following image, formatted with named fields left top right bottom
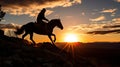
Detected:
left=64, top=33, right=79, bottom=42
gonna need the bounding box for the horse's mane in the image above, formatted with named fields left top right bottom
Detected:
left=49, top=19, right=60, bottom=23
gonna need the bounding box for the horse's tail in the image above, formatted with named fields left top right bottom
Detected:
left=15, top=25, right=25, bottom=35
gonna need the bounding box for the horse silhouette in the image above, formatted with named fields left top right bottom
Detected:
left=15, top=19, right=63, bottom=45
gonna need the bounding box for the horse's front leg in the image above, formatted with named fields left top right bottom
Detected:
left=52, top=34, right=56, bottom=42
left=48, top=35, right=54, bottom=45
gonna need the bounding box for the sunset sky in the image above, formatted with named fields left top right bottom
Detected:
left=0, top=0, right=120, bottom=43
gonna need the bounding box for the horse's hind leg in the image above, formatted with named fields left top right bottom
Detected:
left=30, top=33, right=36, bottom=45
left=22, top=32, right=28, bottom=39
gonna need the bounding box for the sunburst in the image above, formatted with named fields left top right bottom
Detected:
left=64, top=33, right=79, bottom=42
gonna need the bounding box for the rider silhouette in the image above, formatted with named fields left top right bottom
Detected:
left=36, top=8, right=49, bottom=24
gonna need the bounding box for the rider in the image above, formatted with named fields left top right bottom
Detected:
left=36, top=8, right=49, bottom=24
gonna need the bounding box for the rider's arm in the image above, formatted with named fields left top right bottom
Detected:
left=43, top=17, right=49, bottom=21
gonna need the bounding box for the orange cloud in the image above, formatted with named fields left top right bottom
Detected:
left=112, top=18, right=120, bottom=23
left=101, top=8, right=117, bottom=13
left=0, top=0, right=81, bottom=17
left=68, top=22, right=120, bottom=35
left=114, top=0, right=120, bottom=3
left=89, top=15, right=106, bottom=22
left=0, top=23, right=20, bottom=29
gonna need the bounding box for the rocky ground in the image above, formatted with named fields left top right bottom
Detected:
left=0, top=35, right=94, bottom=67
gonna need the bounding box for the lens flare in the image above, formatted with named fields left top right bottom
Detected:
left=64, top=33, right=79, bottom=42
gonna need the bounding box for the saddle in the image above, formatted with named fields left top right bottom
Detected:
left=34, top=22, right=47, bottom=30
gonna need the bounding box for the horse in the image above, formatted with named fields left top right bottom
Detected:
left=15, top=19, right=63, bottom=45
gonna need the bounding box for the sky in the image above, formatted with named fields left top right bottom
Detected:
left=0, top=0, right=120, bottom=43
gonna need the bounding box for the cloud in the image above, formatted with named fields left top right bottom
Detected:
left=0, top=0, right=81, bottom=17
left=0, top=23, right=21, bottom=37
left=86, top=23, right=120, bottom=34
left=101, top=8, right=117, bottom=13
left=68, top=23, right=108, bottom=33
left=100, top=8, right=117, bottom=17
left=89, top=15, right=106, bottom=22
left=68, top=21, right=120, bottom=35
left=114, top=0, right=120, bottom=3
left=103, top=25, right=120, bottom=28
left=87, top=29, right=120, bottom=34
left=0, top=23, right=21, bottom=29
left=63, top=0, right=81, bottom=7
left=112, top=17, right=120, bottom=23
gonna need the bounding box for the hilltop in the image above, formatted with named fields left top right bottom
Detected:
left=1, top=35, right=120, bottom=67
left=0, top=35, right=94, bottom=67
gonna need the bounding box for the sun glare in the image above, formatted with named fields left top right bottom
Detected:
left=64, top=34, right=79, bottom=42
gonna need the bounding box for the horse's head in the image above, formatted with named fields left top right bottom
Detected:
left=50, top=19, right=64, bottom=30
left=50, top=19, right=63, bottom=30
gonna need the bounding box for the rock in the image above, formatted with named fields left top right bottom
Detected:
left=0, top=29, right=4, bottom=35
